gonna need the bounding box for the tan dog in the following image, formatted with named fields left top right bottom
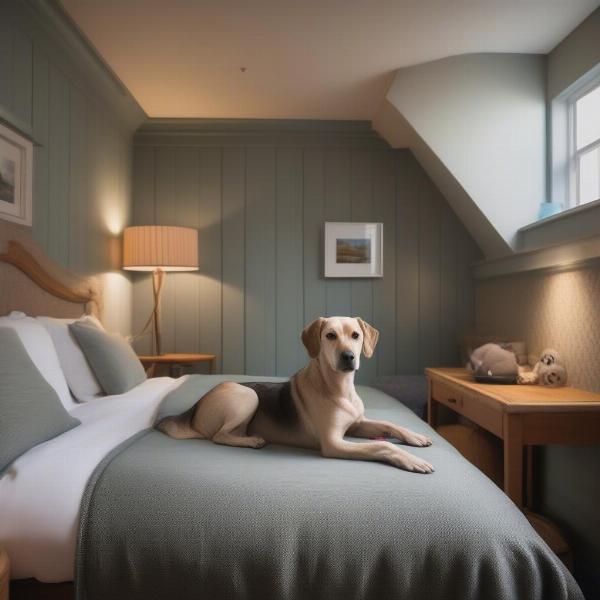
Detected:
left=157, top=317, right=434, bottom=473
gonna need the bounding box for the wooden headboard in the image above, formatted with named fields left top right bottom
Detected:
left=0, top=221, right=102, bottom=319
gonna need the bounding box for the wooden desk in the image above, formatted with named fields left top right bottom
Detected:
left=138, top=353, right=216, bottom=378
left=426, top=368, right=600, bottom=507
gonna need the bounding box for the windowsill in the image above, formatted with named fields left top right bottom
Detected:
left=472, top=200, right=600, bottom=279
left=517, top=198, right=600, bottom=253
left=519, top=197, right=600, bottom=234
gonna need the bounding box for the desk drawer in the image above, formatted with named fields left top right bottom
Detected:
left=432, top=381, right=503, bottom=438
left=432, top=381, right=463, bottom=409
left=461, top=392, right=503, bottom=437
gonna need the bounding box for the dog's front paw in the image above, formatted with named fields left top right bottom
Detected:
left=248, top=436, right=266, bottom=449
left=403, top=431, right=432, bottom=447
left=410, top=459, right=435, bottom=474
left=392, top=449, right=435, bottom=474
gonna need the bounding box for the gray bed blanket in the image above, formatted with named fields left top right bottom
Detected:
left=76, top=375, right=583, bottom=600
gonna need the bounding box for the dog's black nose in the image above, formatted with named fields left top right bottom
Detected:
left=341, top=351, right=355, bottom=363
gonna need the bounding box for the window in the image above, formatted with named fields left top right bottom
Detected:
left=568, top=79, right=600, bottom=206
left=551, top=66, right=600, bottom=211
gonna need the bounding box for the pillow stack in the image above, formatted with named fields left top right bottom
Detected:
left=0, top=312, right=77, bottom=411
left=69, top=321, right=147, bottom=396
left=37, top=315, right=105, bottom=402
left=0, top=327, right=80, bottom=474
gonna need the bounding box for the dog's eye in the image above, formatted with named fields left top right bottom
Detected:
left=325, top=332, right=337, bottom=340
left=351, top=331, right=360, bottom=339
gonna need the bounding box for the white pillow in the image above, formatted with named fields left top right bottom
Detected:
left=0, top=312, right=78, bottom=412
left=37, top=315, right=105, bottom=402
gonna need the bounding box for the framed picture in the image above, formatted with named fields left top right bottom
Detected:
left=324, top=222, right=383, bottom=278
left=0, top=122, right=33, bottom=226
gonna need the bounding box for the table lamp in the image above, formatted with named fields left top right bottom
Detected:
left=123, top=225, right=198, bottom=355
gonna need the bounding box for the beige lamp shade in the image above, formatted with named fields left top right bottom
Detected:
left=123, top=226, right=199, bottom=271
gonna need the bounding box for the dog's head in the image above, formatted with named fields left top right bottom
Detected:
left=301, top=316, right=379, bottom=373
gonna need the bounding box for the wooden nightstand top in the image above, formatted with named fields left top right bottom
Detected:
left=426, top=367, right=600, bottom=413
left=138, top=353, right=216, bottom=364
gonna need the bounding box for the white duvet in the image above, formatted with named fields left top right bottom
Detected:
left=0, top=376, right=184, bottom=583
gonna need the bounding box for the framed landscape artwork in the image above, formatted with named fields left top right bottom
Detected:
left=0, top=122, right=33, bottom=226
left=324, top=222, right=383, bottom=278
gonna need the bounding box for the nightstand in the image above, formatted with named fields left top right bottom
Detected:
left=138, top=353, right=216, bottom=378
left=0, top=547, right=8, bottom=600
left=426, top=368, right=600, bottom=507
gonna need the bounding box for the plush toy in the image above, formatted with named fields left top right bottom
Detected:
left=468, top=343, right=519, bottom=378
left=517, top=348, right=568, bottom=387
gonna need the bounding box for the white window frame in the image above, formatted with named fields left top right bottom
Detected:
left=567, top=78, right=600, bottom=206
left=551, top=64, right=600, bottom=210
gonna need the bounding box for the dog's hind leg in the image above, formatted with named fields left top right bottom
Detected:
left=156, top=407, right=205, bottom=440
left=194, top=382, right=266, bottom=449
left=212, top=430, right=266, bottom=448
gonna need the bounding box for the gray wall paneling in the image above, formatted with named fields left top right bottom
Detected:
left=245, top=148, right=277, bottom=376
left=0, top=0, right=143, bottom=333
left=222, top=148, right=246, bottom=373
left=132, top=136, right=481, bottom=381
left=275, top=148, right=305, bottom=376
left=395, top=152, right=420, bottom=374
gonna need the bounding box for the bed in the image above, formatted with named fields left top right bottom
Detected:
left=0, top=222, right=585, bottom=600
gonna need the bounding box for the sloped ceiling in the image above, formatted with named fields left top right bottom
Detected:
left=61, top=0, right=599, bottom=119
left=377, top=54, right=547, bottom=258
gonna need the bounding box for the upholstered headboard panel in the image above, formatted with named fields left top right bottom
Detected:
left=0, top=221, right=102, bottom=319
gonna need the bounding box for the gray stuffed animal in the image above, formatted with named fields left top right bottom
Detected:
left=468, top=343, right=518, bottom=378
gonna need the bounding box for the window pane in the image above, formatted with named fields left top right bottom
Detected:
left=576, top=84, right=600, bottom=150
left=579, top=146, right=600, bottom=204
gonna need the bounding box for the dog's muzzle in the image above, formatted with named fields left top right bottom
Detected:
left=339, top=350, right=356, bottom=372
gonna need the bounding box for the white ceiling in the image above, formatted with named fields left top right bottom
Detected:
left=61, top=0, right=600, bottom=120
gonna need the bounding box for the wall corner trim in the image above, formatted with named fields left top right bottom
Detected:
left=134, top=119, right=391, bottom=148
left=13, top=0, right=146, bottom=132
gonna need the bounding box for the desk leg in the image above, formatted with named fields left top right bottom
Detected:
left=210, top=358, right=215, bottom=374
left=525, top=446, right=534, bottom=508
left=503, top=413, right=524, bottom=507
left=428, top=396, right=439, bottom=429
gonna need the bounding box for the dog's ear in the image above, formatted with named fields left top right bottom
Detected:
left=301, top=317, right=326, bottom=358
left=357, top=317, right=379, bottom=358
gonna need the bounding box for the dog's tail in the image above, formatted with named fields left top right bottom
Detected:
left=155, top=406, right=203, bottom=440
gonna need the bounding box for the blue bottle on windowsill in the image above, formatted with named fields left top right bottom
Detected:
left=537, top=201, right=563, bottom=220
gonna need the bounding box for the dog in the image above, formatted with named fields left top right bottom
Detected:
left=156, top=317, right=434, bottom=473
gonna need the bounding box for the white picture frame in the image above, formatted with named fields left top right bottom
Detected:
left=324, top=222, right=383, bottom=278
left=0, top=122, right=33, bottom=227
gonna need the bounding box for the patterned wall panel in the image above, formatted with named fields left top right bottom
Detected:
left=476, top=265, right=600, bottom=392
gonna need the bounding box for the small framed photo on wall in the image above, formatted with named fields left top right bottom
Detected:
left=0, top=121, right=33, bottom=227
left=324, top=222, right=383, bottom=278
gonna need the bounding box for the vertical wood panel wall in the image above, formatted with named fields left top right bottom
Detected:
left=0, top=1, right=144, bottom=333
left=133, top=130, right=481, bottom=382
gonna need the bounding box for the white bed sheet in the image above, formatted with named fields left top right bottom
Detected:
left=0, top=376, right=185, bottom=583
